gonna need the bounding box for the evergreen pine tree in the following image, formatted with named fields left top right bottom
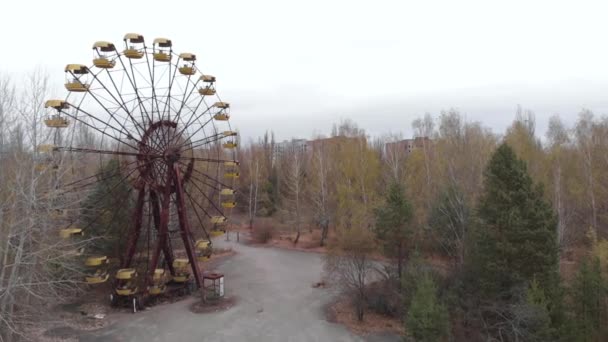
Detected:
left=406, top=274, right=450, bottom=342
left=521, top=279, right=554, bottom=341
left=570, top=257, right=607, bottom=341
left=81, top=159, right=133, bottom=257
left=374, top=182, right=413, bottom=280
left=472, top=143, right=558, bottom=299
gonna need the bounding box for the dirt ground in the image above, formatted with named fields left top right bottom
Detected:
left=69, top=233, right=400, bottom=342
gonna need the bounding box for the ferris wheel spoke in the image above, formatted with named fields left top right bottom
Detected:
left=94, top=69, right=147, bottom=137
left=169, top=95, right=205, bottom=145
left=54, top=146, right=162, bottom=159
left=175, top=114, right=215, bottom=149
left=144, top=48, right=162, bottom=127
left=161, top=56, right=180, bottom=123
left=180, top=156, right=235, bottom=163
left=81, top=187, right=135, bottom=237
left=184, top=162, right=233, bottom=191
left=166, top=72, right=195, bottom=123
left=183, top=186, right=214, bottom=219
left=59, top=158, right=140, bottom=190
left=59, top=158, right=152, bottom=195
left=183, top=188, right=212, bottom=241
left=79, top=193, right=136, bottom=261
left=185, top=178, right=223, bottom=216
left=184, top=189, right=212, bottom=238
left=187, top=132, right=227, bottom=150
left=170, top=97, right=212, bottom=143
left=67, top=163, right=143, bottom=233
left=60, top=106, right=139, bottom=151
left=67, top=70, right=140, bottom=141
left=186, top=171, right=222, bottom=192
left=117, top=55, right=153, bottom=125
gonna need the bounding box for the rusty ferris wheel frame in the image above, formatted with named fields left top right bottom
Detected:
left=43, top=33, right=238, bottom=297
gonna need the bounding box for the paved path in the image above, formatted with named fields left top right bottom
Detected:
left=82, top=236, right=399, bottom=342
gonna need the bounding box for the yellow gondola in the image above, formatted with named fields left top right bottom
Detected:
left=210, top=230, right=225, bottom=237
left=85, top=256, right=109, bottom=284
left=123, top=33, right=144, bottom=59
left=85, top=269, right=110, bottom=284
left=200, top=74, right=216, bottom=83
left=210, top=216, right=227, bottom=224
left=92, top=41, right=116, bottom=68
left=37, top=144, right=55, bottom=153
left=85, top=255, right=108, bottom=266
left=116, top=268, right=137, bottom=280
left=221, top=201, right=237, bottom=208
left=220, top=188, right=236, bottom=196
left=45, top=99, right=69, bottom=110
left=150, top=268, right=168, bottom=294
left=153, top=268, right=166, bottom=281
left=223, top=141, right=237, bottom=149
left=195, top=240, right=212, bottom=261
left=224, top=171, right=240, bottom=178
left=178, top=53, right=196, bottom=75
left=44, top=100, right=70, bottom=128
left=224, top=160, right=240, bottom=167
left=213, top=101, right=230, bottom=109
left=153, top=38, right=172, bottom=62
left=214, top=113, right=230, bottom=121
left=172, top=258, right=191, bottom=283
left=114, top=269, right=138, bottom=295
left=59, top=227, right=83, bottom=239
left=198, top=86, right=216, bottom=96
left=173, top=258, right=190, bottom=268
left=149, top=283, right=166, bottom=295
left=59, top=226, right=84, bottom=256
left=223, top=131, right=237, bottom=137
left=44, top=115, right=69, bottom=128
left=64, top=64, right=90, bottom=92
left=116, top=286, right=138, bottom=296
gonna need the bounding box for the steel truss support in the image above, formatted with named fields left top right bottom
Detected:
left=122, top=189, right=146, bottom=268
left=150, top=190, right=175, bottom=276
left=173, top=164, right=203, bottom=290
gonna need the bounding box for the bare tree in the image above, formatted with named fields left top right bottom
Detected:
left=547, top=115, right=572, bottom=256
left=246, top=144, right=261, bottom=229
left=412, top=113, right=435, bottom=209
left=309, top=141, right=332, bottom=246
left=279, top=141, right=307, bottom=244
left=0, top=70, right=86, bottom=341
left=575, top=110, right=598, bottom=237
left=378, top=132, right=407, bottom=185
left=324, top=226, right=376, bottom=321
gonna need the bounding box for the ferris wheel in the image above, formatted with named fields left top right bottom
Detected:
left=41, top=33, right=238, bottom=307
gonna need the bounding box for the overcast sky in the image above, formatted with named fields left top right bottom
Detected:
left=2, top=0, right=608, bottom=142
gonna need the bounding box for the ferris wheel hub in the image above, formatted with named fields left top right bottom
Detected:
left=164, top=147, right=182, bottom=163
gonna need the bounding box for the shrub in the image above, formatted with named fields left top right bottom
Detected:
left=252, top=225, right=274, bottom=244
left=365, top=279, right=402, bottom=317
left=406, top=274, right=450, bottom=342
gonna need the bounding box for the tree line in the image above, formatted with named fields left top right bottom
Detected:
left=237, top=108, right=608, bottom=341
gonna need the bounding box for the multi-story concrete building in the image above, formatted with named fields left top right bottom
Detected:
left=273, top=138, right=308, bottom=160
left=384, top=136, right=431, bottom=157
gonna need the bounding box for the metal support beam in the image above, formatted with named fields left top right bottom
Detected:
left=173, top=164, right=203, bottom=290
left=145, top=170, right=173, bottom=293
left=122, top=188, right=146, bottom=268
left=150, top=190, right=175, bottom=275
